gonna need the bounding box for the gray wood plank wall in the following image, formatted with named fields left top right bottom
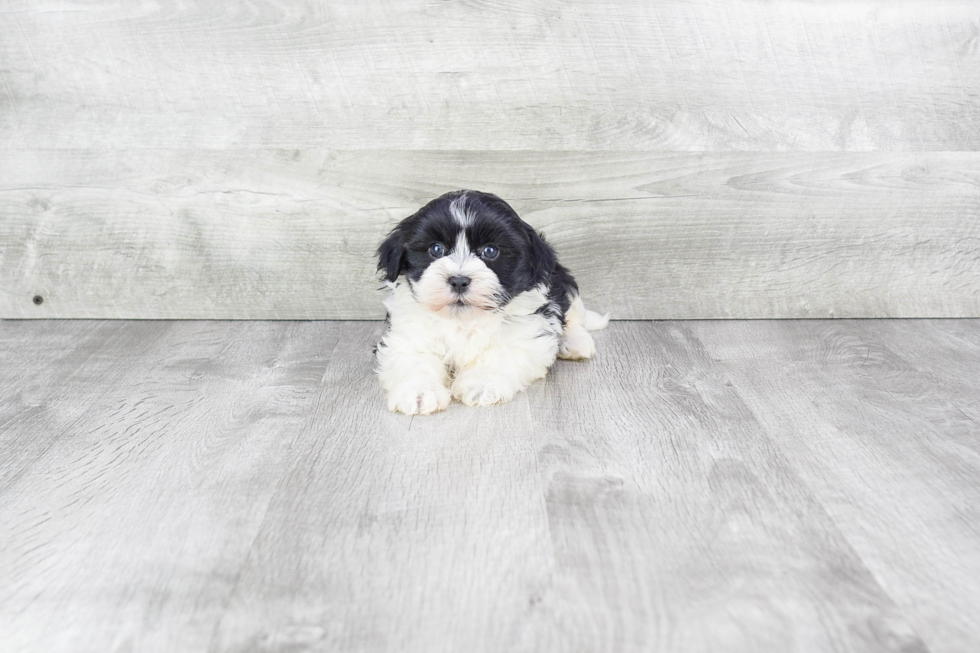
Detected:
left=2, top=1, right=978, bottom=319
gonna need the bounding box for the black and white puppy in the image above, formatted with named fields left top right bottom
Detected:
left=375, top=190, right=608, bottom=415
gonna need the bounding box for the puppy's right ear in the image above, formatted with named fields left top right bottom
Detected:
left=377, top=224, right=407, bottom=283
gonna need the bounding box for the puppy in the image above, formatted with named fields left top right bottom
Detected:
left=375, top=190, right=608, bottom=415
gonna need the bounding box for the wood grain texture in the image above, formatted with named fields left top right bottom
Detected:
left=849, top=320, right=980, bottom=425
left=2, top=149, right=979, bottom=319
left=5, top=319, right=980, bottom=652
left=3, top=0, right=980, bottom=319
left=209, top=325, right=555, bottom=652
left=1, top=1, right=978, bottom=150
left=0, top=321, right=173, bottom=493
left=519, top=322, right=925, bottom=653
left=0, top=320, right=344, bottom=652
left=690, top=320, right=980, bottom=653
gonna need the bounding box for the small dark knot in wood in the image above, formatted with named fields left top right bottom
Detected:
left=32, top=295, right=44, bottom=305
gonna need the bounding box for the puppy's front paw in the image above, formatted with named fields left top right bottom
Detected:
left=451, top=375, right=517, bottom=407
left=387, top=382, right=451, bottom=415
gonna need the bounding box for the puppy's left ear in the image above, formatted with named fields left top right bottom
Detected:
left=377, top=224, right=407, bottom=282
left=524, top=223, right=557, bottom=285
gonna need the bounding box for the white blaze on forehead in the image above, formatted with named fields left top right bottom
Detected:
left=448, top=231, right=471, bottom=266
left=449, top=192, right=474, bottom=227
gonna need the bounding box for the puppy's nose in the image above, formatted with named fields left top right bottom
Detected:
left=448, top=275, right=471, bottom=293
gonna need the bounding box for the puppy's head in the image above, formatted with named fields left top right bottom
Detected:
left=378, top=190, right=555, bottom=314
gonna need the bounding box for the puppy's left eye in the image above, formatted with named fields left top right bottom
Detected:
left=481, top=245, right=499, bottom=260
left=428, top=243, right=446, bottom=258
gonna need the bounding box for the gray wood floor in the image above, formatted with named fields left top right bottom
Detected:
left=1, top=320, right=978, bottom=653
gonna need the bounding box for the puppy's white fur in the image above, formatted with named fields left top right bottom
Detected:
left=450, top=192, right=476, bottom=227
left=559, top=295, right=606, bottom=360
left=377, top=280, right=606, bottom=414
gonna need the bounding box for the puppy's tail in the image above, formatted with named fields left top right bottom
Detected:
left=583, top=308, right=610, bottom=331
left=567, top=294, right=610, bottom=331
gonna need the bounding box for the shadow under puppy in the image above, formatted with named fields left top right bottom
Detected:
left=376, top=190, right=608, bottom=415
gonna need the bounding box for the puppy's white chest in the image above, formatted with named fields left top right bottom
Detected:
left=436, top=314, right=502, bottom=369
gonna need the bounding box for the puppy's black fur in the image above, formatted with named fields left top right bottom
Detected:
left=377, top=190, right=577, bottom=322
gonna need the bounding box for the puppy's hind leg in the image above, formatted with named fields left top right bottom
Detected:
left=452, top=320, right=560, bottom=407
left=558, top=294, right=608, bottom=360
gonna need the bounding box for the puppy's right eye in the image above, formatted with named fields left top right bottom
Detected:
left=428, top=243, right=446, bottom=258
